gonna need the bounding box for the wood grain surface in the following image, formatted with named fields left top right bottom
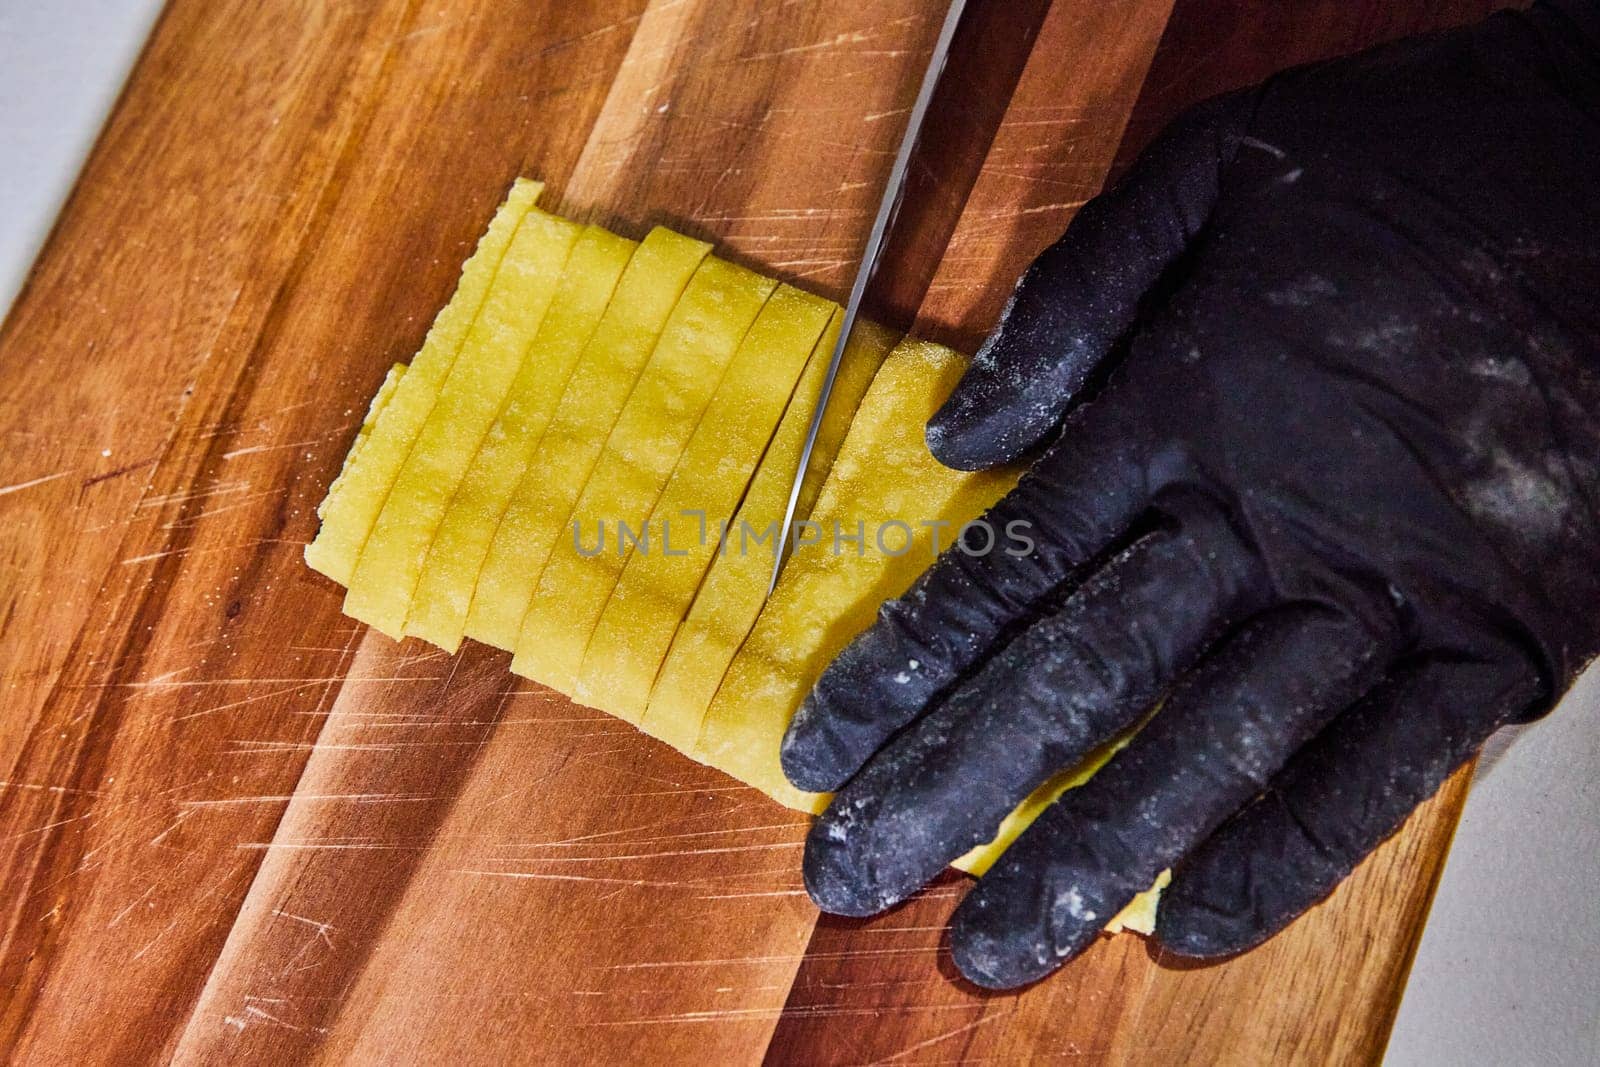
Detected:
left=0, top=1, right=1503, bottom=1062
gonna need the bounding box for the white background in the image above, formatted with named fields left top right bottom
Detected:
left=1, top=3, right=1594, bottom=1062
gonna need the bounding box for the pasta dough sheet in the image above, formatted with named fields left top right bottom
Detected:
left=345, top=209, right=582, bottom=637
left=405, top=226, right=638, bottom=652
left=465, top=227, right=711, bottom=651
left=697, top=338, right=1017, bottom=812
left=306, top=179, right=542, bottom=586
left=326, top=362, right=407, bottom=503
left=308, top=182, right=1165, bottom=934
left=512, top=256, right=777, bottom=693
left=575, top=285, right=836, bottom=723
left=640, top=319, right=895, bottom=751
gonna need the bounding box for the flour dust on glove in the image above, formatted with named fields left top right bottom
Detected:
left=780, top=0, right=1600, bottom=989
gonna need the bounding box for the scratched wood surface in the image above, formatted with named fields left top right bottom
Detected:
left=0, top=0, right=1501, bottom=1062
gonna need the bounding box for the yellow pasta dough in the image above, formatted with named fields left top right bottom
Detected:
left=404, top=226, right=637, bottom=652
left=512, top=257, right=778, bottom=693
left=574, top=285, right=836, bottom=722
left=464, top=227, right=712, bottom=651
left=309, top=192, right=1168, bottom=934
left=696, top=338, right=1017, bottom=811
left=305, top=179, right=542, bottom=585
left=323, top=362, right=406, bottom=508
left=640, top=319, right=896, bottom=751
left=344, top=209, right=582, bottom=638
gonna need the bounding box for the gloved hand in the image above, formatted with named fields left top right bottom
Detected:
left=780, top=0, right=1600, bottom=988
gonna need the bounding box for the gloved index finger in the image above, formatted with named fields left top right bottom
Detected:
left=802, top=503, right=1270, bottom=918
left=781, top=395, right=1156, bottom=794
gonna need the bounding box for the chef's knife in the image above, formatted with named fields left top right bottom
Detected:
left=767, top=0, right=970, bottom=597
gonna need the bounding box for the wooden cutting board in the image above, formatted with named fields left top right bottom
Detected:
left=0, top=0, right=1507, bottom=1062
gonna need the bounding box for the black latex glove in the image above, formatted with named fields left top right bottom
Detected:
left=780, top=1, right=1600, bottom=989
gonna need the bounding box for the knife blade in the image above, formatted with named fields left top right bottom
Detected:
left=766, top=0, right=970, bottom=597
